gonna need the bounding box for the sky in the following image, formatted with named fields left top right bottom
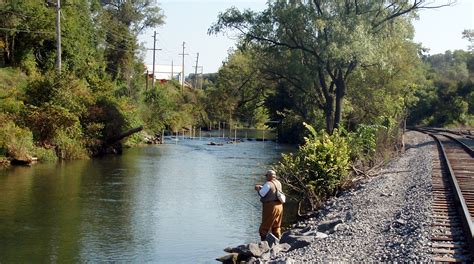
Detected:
left=139, top=0, right=473, bottom=76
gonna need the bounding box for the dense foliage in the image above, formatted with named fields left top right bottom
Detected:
left=408, top=47, right=474, bottom=127
left=0, top=0, right=204, bottom=162
left=276, top=123, right=350, bottom=209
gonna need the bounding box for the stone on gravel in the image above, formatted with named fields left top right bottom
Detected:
left=248, top=241, right=270, bottom=257
left=265, top=233, right=280, bottom=248
left=316, top=219, right=343, bottom=234
left=270, top=243, right=291, bottom=256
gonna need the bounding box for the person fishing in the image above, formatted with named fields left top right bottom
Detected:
left=254, top=169, right=283, bottom=241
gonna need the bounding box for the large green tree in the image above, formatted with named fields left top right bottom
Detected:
left=99, top=0, right=164, bottom=91
left=210, top=0, right=452, bottom=133
left=408, top=49, right=474, bottom=126
left=205, top=49, right=269, bottom=128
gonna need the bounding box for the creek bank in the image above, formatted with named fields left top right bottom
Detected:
left=217, top=131, right=433, bottom=263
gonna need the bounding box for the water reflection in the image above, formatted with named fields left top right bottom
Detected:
left=0, top=139, right=293, bottom=263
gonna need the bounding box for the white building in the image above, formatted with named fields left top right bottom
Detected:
left=145, top=64, right=182, bottom=81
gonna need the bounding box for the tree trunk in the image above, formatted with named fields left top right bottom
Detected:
left=333, top=73, right=346, bottom=130
left=106, top=125, right=143, bottom=144
left=325, top=98, right=334, bottom=134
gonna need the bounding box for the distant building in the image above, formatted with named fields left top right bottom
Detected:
left=145, top=64, right=192, bottom=88
left=145, top=64, right=181, bottom=81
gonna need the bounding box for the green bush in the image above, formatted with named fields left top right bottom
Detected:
left=275, top=123, right=350, bottom=208
left=33, top=147, right=58, bottom=162
left=22, top=103, right=81, bottom=144
left=347, top=124, right=385, bottom=164
left=53, top=130, right=88, bottom=160
left=0, top=121, right=34, bottom=160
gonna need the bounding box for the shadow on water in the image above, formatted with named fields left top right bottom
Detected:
left=0, top=139, right=295, bottom=263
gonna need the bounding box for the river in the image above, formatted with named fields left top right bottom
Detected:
left=0, top=138, right=293, bottom=263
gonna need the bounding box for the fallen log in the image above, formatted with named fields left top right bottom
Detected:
left=92, top=125, right=144, bottom=157
left=106, top=125, right=144, bottom=144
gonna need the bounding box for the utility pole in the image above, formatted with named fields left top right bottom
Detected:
left=55, top=0, right=61, bottom=74
left=178, top=41, right=188, bottom=92
left=171, top=60, right=174, bottom=80
left=193, top=52, right=199, bottom=89
left=200, top=66, right=203, bottom=89
left=146, top=70, right=149, bottom=91
left=152, top=31, right=157, bottom=89
left=148, top=31, right=162, bottom=89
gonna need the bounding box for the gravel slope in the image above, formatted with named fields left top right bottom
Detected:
left=272, top=131, right=434, bottom=262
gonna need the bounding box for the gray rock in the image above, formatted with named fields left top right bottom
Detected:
left=279, top=231, right=296, bottom=244
left=300, top=226, right=312, bottom=233
left=215, top=253, right=238, bottom=263
left=314, top=232, right=329, bottom=239
left=279, top=233, right=298, bottom=245
left=317, top=219, right=343, bottom=234
left=269, top=257, right=294, bottom=264
left=266, top=233, right=280, bottom=248
left=261, top=252, right=271, bottom=261
left=334, top=223, right=349, bottom=232
left=288, top=236, right=312, bottom=251
left=247, top=257, right=258, bottom=264
left=248, top=241, right=270, bottom=257
left=270, top=243, right=291, bottom=256
left=345, top=211, right=353, bottom=221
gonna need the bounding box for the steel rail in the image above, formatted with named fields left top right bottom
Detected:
left=440, top=134, right=474, bottom=156
left=430, top=133, right=474, bottom=256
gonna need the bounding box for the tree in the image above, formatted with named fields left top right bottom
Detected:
left=408, top=49, right=474, bottom=127
left=206, top=49, right=270, bottom=128
left=0, top=0, right=54, bottom=68
left=210, top=0, right=453, bottom=133
left=99, top=0, right=164, bottom=86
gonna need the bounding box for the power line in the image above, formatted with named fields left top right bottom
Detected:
left=0, top=27, right=55, bottom=34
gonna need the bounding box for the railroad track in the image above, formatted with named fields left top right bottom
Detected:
left=414, top=128, right=474, bottom=262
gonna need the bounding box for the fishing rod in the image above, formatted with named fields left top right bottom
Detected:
left=242, top=197, right=260, bottom=210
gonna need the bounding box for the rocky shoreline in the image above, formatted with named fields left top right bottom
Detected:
left=217, top=131, right=434, bottom=263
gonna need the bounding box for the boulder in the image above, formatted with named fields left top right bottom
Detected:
left=215, top=253, right=239, bottom=263
left=288, top=236, right=312, bottom=251
left=223, top=244, right=252, bottom=258
left=279, top=233, right=313, bottom=251
left=248, top=241, right=270, bottom=257
left=270, top=243, right=291, bottom=257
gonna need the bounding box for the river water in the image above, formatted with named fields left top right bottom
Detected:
left=0, top=138, right=293, bottom=263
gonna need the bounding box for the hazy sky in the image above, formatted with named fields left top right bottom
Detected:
left=139, top=0, right=473, bottom=75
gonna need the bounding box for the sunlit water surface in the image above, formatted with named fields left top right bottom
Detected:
left=0, top=139, right=293, bottom=263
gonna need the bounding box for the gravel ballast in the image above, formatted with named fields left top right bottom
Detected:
left=270, top=131, right=434, bottom=262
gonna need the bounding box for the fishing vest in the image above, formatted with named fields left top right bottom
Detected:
left=260, top=180, right=282, bottom=203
